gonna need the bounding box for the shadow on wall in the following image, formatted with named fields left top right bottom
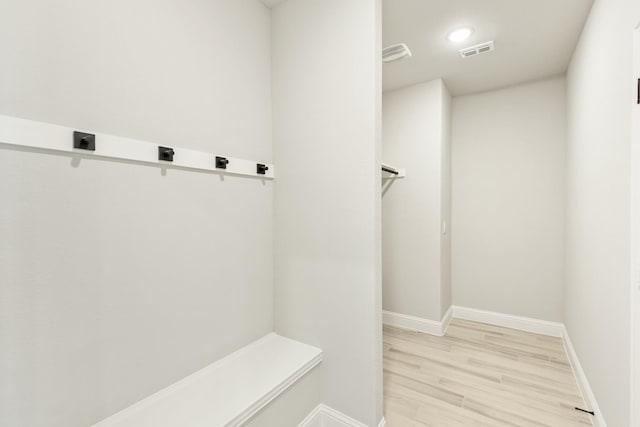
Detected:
left=382, top=178, right=397, bottom=197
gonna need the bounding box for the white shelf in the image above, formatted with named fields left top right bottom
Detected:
left=92, top=333, right=322, bottom=427
left=0, top=114, right=274, bottom=179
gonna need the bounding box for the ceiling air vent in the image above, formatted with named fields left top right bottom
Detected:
left=459, top=41, right=495, bottom=58
left=383, top=43, right=412, bottom=63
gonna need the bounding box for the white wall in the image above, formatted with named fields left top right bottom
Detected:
left=0, top=1, right=274, bottom=427
left=565, top=0, right=640, bottom=424
left=272, top=0, right=383, bottom=425
left=382, top=79, right=451, bottom=321
left=452, top=77, right=566, bottom=322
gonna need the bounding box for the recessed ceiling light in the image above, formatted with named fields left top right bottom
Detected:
left=447, top=27, right=473, bottom=43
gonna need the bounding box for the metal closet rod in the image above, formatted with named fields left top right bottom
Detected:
left=382, top=165, right=399, bottom=175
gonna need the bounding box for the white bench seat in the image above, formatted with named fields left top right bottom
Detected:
left=93, top=334, right=323, bottom=427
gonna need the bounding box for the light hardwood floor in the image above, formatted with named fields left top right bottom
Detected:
left=383, top=319, right=593, bottom=427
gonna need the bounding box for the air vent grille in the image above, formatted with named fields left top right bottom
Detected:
left=383, top=43, right=412, bottom=63
left=460, top=41, right=495, bottom=58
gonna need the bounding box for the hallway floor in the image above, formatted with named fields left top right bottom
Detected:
left=383, top=319, right=593, bottom=426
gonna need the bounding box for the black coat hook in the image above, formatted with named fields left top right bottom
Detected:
left=257, top=163, right=269, bottom=175
left=158, top=146, right=175, bottom=162
left=216, top=156, right=229, bottom=169
left=73, top=131, right=95, bottom=151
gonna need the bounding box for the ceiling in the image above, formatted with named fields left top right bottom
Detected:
left=383, top=0, right=593, bottom=95
left=260, top=0, right=287, bottom=8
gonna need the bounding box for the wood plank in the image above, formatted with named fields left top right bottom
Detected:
left=384, top=319, right=593, bottom=426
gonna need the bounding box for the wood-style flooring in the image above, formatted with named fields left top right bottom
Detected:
left=383, top=319, right=593, bottom=427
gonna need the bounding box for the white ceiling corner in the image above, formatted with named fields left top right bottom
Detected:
left=383, top=0, right=594, bottom=95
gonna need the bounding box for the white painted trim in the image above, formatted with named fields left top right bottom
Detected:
left=230, top=353, right=322, bottom=427
left=385, top=305, right=562, bottom=338
left=563, top=326, right=606, bottom=427
left=318, top=406, right=368, bottom=427
left=377, top=417, right=386, bottom=427
left=383, top=309, right=450, bottom=336
left=441, top=305, right=453, bottom=335
left=296, top=405, right=324, bottom=427
left=631, top=23, right=640, bottom=427
left=451, top=306, right=564, bottom=337
left=297, top=404, right=375, bottom=427
left=382, top=306, right=452, bottom=337
left=92, top=334, right=321, bottom=427
left=382, top=310, right=442, bottom=335
left=0, top=114, right=274, bottom=179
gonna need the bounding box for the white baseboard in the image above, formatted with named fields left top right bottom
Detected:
left=562, top=327, right=606, bottom=427
left=441, top=305, right=453, bottom=334
left=451, top=305, right=565, bottom=337
left=382, top=306, right=452, bottom=337
left=298, top=404, right=385, bottom=427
